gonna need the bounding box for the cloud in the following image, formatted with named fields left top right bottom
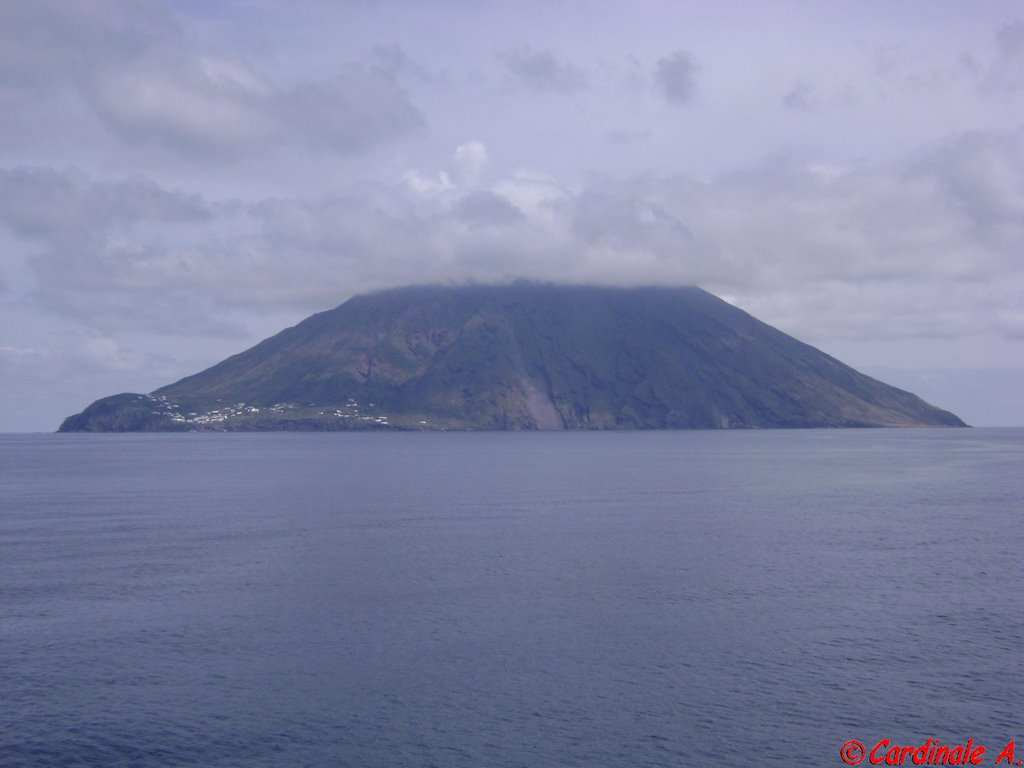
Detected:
left=906, top=130, right=1024, bottom=236
left=0, top=329, right=194, bottom=431
left=672, top=137, right=1023, bottom=341
left=0, top=0, right=424, bottom=159
left=371, top=44, right=428, bottom=80
left=452, top=141, right=489, bottom=187
left=2, top=127, right=1021, bottom=356
left=0, top=159, right=706, bottom=335
left=0, top=0, right=168, bottom=88
left=782, top=80, right=817, bottom=111
left=0, top=345, right=52, bottom=365
left=456, top=191, right=526, bottom=229
left=0, top=167, right=232, bottom=334
left=654, top=50, right=698, bottom=105
left=982, top=19, right=1024, bottom=92
left=782, top=79, right=860, bottom=112
left=572, top=190, right=692, bottom=253
left=268, top=67, right=425, bottom=154
left=86, top=57, right=272, bottom=154
left=498, top=46, right=588, bottom=92
left=79, top=337, right=134, bottom=371
left=0, top=167, right=208, bottom=241
left=86, top=52, right=425, bottom=157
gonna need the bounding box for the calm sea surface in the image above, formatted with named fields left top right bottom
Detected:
left=1, top=429, right=1022, bottom=767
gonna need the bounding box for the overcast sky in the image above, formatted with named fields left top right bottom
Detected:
left=2, top=0, right=1022, bottom=431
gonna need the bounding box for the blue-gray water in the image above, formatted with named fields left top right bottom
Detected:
left=2, top=429, right=1022, bottom=767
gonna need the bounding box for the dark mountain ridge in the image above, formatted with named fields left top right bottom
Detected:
left=59, top=283, right=966, bottom=431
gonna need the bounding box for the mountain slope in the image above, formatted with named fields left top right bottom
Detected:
left=59, top=284, right=966, bottom=431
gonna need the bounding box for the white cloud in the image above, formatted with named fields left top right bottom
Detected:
left=452, top=141, right=489, bottom=187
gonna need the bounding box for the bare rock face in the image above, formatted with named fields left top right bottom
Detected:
left=59, top=284, right=967, bottom=431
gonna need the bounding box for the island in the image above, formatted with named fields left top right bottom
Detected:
left=59, top=283, right=966, bottom=431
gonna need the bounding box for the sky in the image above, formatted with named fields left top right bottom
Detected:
left=1, top=0, right=1023, bottom=431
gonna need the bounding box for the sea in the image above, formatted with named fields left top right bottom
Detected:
left=1, top=429, right=1021, bottom=768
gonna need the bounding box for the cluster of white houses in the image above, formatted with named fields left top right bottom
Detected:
left=144, top=395, right=391, bottom=426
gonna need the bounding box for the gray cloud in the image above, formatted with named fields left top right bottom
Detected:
left=573, top=190, right=692, bottom=253
left=270, top=67, right=426, bottom=153
left=782, top=79, right=859, bottom=112
left=6, top=124, right=1021, bottom=345
left=0, top=0, right=169, bottom=88
left=0, top=163, right=702, bottom=336
left=654, top=50, right=698, bottom=105
left=456, top=191, right=526, bottom=229
left=906, top=130, right=1024, bottom=237
left=498, top=46, right=588, bottom=92
left=0, top=0, right=424, bottom=159
left=0, top=167, right=208, bottom=240
left=782, top=81, right=817, bottom=111
left=694, top=139, right=1023, bottom=341
left=0, top=167, right=228, bottom=333
left=371, top=44, right=433, bottom=84
left=982, top=19, right=1024, bottom=92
